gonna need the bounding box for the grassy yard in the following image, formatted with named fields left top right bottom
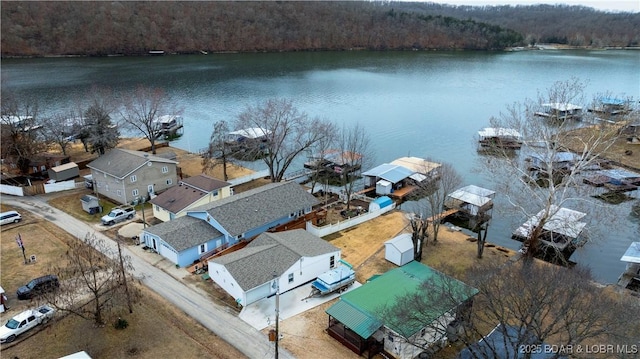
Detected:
left=0, top=203, right=244, bottom=359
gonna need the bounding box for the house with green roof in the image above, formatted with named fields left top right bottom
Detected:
left=325, top=261, right=478, bottom=359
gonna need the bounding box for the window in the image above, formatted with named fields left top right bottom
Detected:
left=116, top=190, right=122, bottom=197
left=288, top=273, right=294, bottom=283
left=212, top=190, right=219, bottom=197
left=388, top=334, right=394, bottom=342
left=166, top=179, right=172, bottom=185
left=148, top=184, right=154, bottom=194
left=199, top=243, right=207, bottom=254
left=330, top=256, right=335, bottom=268
left=132, top=189, right=139, bottom=197
left=162, top=166, right=169, bottom=173
left=130, top=175, right=137, bottom=183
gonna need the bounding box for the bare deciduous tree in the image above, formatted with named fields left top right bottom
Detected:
left=411, top=160, right=462, bottom=244
left=120, top=85, right=180, bottom=154
left=336, top=122, right=372, bottom=210
left=0, top=92, right=45, bottom=175
left=462, top=261, right=640, bottom=359
left=479, top=78, right=622, bottom=263
left=39, top=111, right=78, bottom=156
left=235, top=98, right=333, bottom=182
left=202, top=120, right=237, bottom=181
left=44, top=233, right=139, bottom=326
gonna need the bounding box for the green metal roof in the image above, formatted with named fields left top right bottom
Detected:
left=326, top=261, right=478, bottom=338
left=325, top=299, right=382, bottom=339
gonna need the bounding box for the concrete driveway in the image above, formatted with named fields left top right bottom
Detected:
left=3, top=195, right=294, bottom=359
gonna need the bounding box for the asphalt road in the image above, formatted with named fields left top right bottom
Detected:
left=4, top=195, right=294, bottom=359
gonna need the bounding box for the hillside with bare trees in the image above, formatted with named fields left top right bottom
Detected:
left=1, top=1, right=638, bottom=57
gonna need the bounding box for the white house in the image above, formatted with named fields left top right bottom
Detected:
left=384, top=233, right=414, bottom=266
left=208, top=229, right=341, bottom=307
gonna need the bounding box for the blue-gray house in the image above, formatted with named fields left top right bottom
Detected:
left=140, top=181, right=319, bottom=267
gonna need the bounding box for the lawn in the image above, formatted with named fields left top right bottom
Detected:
left=0, top=203, right=245, bottom=359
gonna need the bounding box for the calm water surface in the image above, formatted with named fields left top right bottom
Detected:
left=3, top=50, right=639, bottom=283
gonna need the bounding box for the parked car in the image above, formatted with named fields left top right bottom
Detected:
left=16, top=275, right=59, bottom=300
left=0, top=304, right=55, bottom=343
left=101, top=205, right=136, bottom=226
left=0, top=211, right=22, bottom=226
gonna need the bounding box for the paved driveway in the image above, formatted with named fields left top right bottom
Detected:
left=3, top=195, right=294, bottom=359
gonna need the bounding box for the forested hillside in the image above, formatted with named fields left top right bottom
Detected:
left=394, top=3, right=640, bottom=47
left=1, top=1, right=637, bottom=57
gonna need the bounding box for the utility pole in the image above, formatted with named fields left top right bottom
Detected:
left=272, top=272, right=280, bottom=359
left=116, top=235, right=133, bottom=313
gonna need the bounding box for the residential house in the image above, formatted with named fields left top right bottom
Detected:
left=140, top=181, right=319, bottom=267
left=326, top=261, right=477, bottom=359
left=25, top=153, right=70, bottom=177
left=86, top=148, right=178, bottom=205
left=208, top=229, right=341, bottom=306
left=149, top=174, right=232, bottom=222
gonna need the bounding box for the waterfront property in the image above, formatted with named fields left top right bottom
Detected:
left=617, top=242, right=640, bottom=292
left=444, top=185, right=495, bottom=229
left=588, top=97, right=631, bottom=118
left=477, top=127, right=523, bottom=150
left=512, top=205, right=587, bottom=256
left=325, top=261, right=477, bottom=359
left=583, top=168, right=640, bottom=193
left=534, top=102, right=583, bottom=121
left=362, top=157, right=441, bottom=200
left=149, top=174, right=232, bottom=222
left=526, top=151, right=581, bottom=172
left=304, top=149, right=363, bottom=178
left=87, top=148, right=179, bottom=205
left=152, top=115, right=183, bottom=139
left=207, top=229, right=341, bottom=306
left=140, top=181, right=319, bottom=267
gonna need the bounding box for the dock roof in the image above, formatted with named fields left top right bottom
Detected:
left=620, top=242, right=640, bottom=264
left=478, top=128, right=522, bottom=139
left=541, top=102, right=583, bottom=111
left=513, top=205, right=587, bottom=240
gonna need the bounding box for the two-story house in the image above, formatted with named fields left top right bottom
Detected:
left=86, top=148, right=178, bottom=205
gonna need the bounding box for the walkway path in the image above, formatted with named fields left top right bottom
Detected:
left=3, top=195, right=294, bottom=359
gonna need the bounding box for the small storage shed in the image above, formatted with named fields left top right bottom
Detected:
left=376, top=180, right=393, bottom=195
left=384, top=233, right=414, bottom=266
left=48, top=162, right=79, bottom=182
left=369, top=196, right=393, bottom=212
left=80, top=195, right=101, bottom=214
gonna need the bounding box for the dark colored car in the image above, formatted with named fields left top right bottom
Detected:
left=16, top=275, right=59, bottom=300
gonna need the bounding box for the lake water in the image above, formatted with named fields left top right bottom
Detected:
left=2, top=50, right=639, bottom=283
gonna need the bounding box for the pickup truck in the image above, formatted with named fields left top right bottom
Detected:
left=101, top=205, right=136, bottom=226
left=0, top=305, right=55, bottom=343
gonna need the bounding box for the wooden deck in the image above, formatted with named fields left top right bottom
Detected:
left=387, top=185, right=416, bottom=200
left=426, top=208, right=459, bottom=223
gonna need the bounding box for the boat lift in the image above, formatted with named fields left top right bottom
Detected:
left=301, top=259, right=356, bottom=301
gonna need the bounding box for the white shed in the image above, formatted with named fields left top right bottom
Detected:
left=376, top=180, right=393, bottom=195
left=384, top=233, right=414, bottom=266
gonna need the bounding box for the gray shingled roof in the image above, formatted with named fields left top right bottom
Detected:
left=144, top=215, right=222, bottom=252
left=193, top=182, right=319, bottom=236
left=210, top=230, right=339, bottom=291
left=87, top=148, right=177, bottom=179
left=182, top=174, right=230, bottom=192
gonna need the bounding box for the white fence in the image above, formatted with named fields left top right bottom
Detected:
left=44, top=180, right=78, bottom=193
left=306, top=202, right=397, bottom=237
left=0, top=184, right=24, bottom=196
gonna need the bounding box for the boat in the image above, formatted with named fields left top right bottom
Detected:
left=534, top=102, right=583, bottom=121
left=477, top=128, right=523, bottom=149
left=302, top=260, right=355, bottom=300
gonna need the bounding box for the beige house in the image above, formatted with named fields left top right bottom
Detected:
left=149, top=174, right=232, bottom=222
left=87, top=149, right=178, bottom=205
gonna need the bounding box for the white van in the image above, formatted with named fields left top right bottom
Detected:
left=0, top=211, right=22, bottom=226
